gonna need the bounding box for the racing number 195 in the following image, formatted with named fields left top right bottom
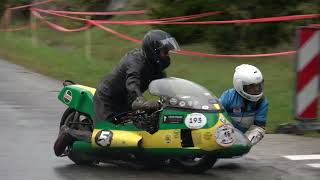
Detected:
left=185, top=113, right=207, bottom=129
left=189, top=117, right=202, bottom=124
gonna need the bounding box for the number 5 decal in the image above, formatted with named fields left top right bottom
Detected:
left=95, top=130, right=113, bottom=147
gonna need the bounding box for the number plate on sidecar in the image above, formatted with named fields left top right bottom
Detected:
left=184, top=113, right=207, bottom=129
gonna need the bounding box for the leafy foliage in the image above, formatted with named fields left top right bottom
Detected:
left=0, top=0, right=31, bottom=20
left=1, top=0, right=319, bottom=52
left=148, top=0, right=213, bottom=44
left=1, top=0, right=30, bottom=14
left=1, top=0, right=113, bottom=20
left=148, top=0, right=320, bottom=53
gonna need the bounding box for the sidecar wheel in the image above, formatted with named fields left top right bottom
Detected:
left=172, top=155, right=217, bottom=174
left=60, top=108, right=96, bottom=166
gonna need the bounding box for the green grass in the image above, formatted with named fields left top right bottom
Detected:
left=0, top=20, right=305, bottom=133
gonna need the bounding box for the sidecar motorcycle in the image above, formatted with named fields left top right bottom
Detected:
left=56, top=77, right=251, bottom=173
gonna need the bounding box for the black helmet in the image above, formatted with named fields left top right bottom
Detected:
left=142, top=30, right=180, bottom=71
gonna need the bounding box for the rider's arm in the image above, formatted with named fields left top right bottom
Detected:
left=125, top=59, right=160, bottom=112
left=254, top=98, right=269, bottom=127
left=245, top=125, right=266, bottom=146
left=132, top=96, right=160, bottom=112
left=125, top=59, right=143, bottom=105
left=219, top=89, right=232, bottom=110
left=246, top=98, right=269, bottom=146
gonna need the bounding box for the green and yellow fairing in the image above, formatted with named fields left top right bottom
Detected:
left=58, top=82, right=250, bottom=158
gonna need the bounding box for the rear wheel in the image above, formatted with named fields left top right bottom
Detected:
left=136, top=155, right=168, bottom=170
left=67, top=150, right=97, bottom=166
left=171, top=155, right=217, bottom=174
left=60, top=108, right=96, bottom=165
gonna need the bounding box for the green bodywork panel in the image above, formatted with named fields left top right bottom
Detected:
left=222, top=111, right=235, bottom=125
left=58, top=85, right=94, bottom=119
left=58, top=85, right=222, bottom=131
left=159, top=107, right=220, bottom=129
left=95, top=107, right=220, bottom=130
left=73, top=141, right=250, bottom=158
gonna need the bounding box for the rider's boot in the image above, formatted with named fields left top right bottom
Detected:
left=53, top=125, right=75, bottom=156
left=67, top=128, right=92, bottom=143
left=53, top=125, right=92, bottom=156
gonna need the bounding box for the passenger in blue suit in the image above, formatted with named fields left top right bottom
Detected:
left=220, top=64, right=268, bottom=146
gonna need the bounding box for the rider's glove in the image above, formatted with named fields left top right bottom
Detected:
left=132, top=96, right=160, bottom=113
left=245, top=125, right=265, bottom=146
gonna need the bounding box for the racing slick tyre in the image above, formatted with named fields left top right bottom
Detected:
left=67, top=150, right=97, bottom=166
left=171, top=155, right=217, bottom=174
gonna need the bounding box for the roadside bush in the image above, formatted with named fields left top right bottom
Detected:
left=148, top=0, right=319, bottom=53
left=1, top=0, right=31, bottom=15
left=0, top=0, right=31, bottom=21
left=148, top=0, right=216, bottom=44
left=52, top=0, right=112, bottom=20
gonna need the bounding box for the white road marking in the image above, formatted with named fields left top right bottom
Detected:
left=283, top=155, right=320, bottom=168
left=307, top=163, right=320, bottom=168
left=283, top=155, right=320, bottom=160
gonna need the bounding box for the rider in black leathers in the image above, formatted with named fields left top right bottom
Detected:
left=53, top=29, right=180, bottom=156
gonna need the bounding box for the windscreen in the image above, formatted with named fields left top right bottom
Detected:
left=149, top=77, right=222, bottom=111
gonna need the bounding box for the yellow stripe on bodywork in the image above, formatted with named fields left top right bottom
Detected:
left=213, top=103, right=221, bottom=110
left=91, top=114, right=233, bottom=151
left=74, top=85, right=96, bottom=95
left=138, top=129, right=182, bottom=148
left=191, top=113, right=232, bottom=151
left=92, top=128, right=182, bottom=149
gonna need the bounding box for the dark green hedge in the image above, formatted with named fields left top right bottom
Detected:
left=148, top=0, right=320, bottom=53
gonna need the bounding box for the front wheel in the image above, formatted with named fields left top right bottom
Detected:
left=171, top=155, right=217, bottom=174
left=60, top=108, right=95, bottom=165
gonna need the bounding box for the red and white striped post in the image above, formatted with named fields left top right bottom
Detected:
left=277, top=26, right=320, bottom=134
left=295, top=27, right=320, bottom=121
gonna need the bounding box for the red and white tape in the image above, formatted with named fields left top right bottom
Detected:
left=309, top=24, right=320, bottom=27
left=89, top=21, right=141, bottom=43
left=31, top=10, right=92, bottom=32
left=34, top=9, right=145, bottom=15
left=32, top=8, right=222, bottom=22
left=95, top=14, right=320, bottom=25
left=9, top=0, right=55, bottom=10
left=176, top=49, right=296, bottom=58
left=5, top=6, right=317, bottom=58
left=33, top=8, right=320, bottom=25
left=91, top=23, right=297, bottom=58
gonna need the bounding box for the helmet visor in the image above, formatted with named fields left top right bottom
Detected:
left=243, top=81, right=264, bottom=95
left=159, top=37, right=180, bottom=52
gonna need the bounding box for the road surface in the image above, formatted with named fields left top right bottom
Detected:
left=0, top=58, right=319, bottom=180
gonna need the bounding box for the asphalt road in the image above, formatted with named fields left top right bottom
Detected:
left=0, top=58, right=319, bottom=180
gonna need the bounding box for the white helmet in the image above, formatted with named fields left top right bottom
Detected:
left=233, top=64, right=264, bottom=102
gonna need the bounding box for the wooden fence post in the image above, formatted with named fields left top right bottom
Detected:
left=85, top=16, right=92, bottom=60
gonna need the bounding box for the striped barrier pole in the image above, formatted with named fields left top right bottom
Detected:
left=276, top=26, right=320, bottom=134
left=295, top=27, right=320, bottom=121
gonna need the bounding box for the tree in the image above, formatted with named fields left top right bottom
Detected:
left=148, top=0, right=319, bottom=53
